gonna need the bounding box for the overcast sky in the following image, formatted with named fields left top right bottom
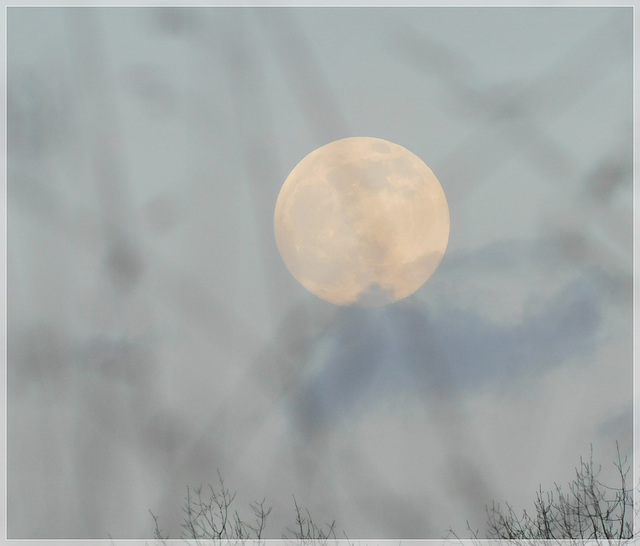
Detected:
left=7, top=4, right=633, bottom=542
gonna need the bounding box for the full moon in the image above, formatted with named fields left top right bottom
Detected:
left=274, top=137, right=450, bottom=307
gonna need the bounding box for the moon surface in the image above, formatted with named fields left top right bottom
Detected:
left=274, top=137, right=450, bottom=307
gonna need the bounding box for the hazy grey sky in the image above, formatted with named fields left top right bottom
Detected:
left=7, top=4, right=633, bottom=542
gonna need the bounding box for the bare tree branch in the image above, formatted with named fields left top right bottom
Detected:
left=449, top=444, right=636, bottom=546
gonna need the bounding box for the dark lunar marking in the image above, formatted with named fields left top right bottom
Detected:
left=370, top=140, right=391, bottom=154
left=389, top=157, right=415, bottom=178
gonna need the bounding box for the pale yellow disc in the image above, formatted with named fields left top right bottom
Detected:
left=274, top=137, right=450, bottom=307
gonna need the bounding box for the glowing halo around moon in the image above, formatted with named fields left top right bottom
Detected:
left=274, top=137, right=450, bottom=307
